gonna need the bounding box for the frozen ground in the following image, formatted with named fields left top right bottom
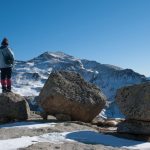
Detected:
left=0, top=121, right=150, bottom=150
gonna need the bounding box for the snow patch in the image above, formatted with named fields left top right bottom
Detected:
left=0, top=122, right=56, bottom=129
left=0, top=136, right=38, bottom=150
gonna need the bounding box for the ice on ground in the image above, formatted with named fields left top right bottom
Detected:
left=0, top=122, right=56, bottom=129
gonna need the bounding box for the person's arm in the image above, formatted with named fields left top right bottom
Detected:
left=7, top=48, right=14, bottom=60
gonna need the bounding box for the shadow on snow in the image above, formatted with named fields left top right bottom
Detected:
left=66, top=130, right=144, bottom=147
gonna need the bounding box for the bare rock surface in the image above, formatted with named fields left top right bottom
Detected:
left=0, top=116, right=127, bottom=150
left=0, top=114, right=145, bottom=150
left=19, top=142, right=127, bottom=150
left=0, top=92, right=30, bottom=123
left=0, top=121, right=96, bottom=140
left=116, top=82, right=150, bottom=121
left=38, top=71, right=106, bottom=122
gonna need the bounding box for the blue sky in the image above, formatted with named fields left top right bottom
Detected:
left=0, top=0, right=150, bottom=76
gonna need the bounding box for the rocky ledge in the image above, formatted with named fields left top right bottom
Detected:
left=0, top=114, right=129, bottom=150
left=1, top=113, right=150, bottom=150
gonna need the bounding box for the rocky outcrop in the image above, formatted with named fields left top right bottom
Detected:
left=116, top=82, right=150, bottom=134
left=0, top=92, right=30, bottom=123
left=38, top=71, right=106, bottom=122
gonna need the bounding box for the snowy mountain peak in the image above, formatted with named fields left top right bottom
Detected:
left=31, top=51, right=77, bottom=62
left=103, top=64, right=123, bottom=71
left=14, top=51, right=148, bottom=96
left=41, top=51, right=70, bottom=58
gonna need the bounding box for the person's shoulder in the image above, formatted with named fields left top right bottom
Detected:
left=0, top=46, right=5, bottom=49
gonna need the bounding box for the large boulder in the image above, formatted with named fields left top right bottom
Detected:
left=0, top=92, right=30, bottom=123
left=116, top=82, right=150, bottom=121
left=38, top=71, right=106, bottom=122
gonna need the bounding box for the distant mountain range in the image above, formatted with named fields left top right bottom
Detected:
left=11, top=51, right=149, bottom=118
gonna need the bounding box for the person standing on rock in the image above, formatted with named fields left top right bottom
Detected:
left=0, top=38, right=14, bottom=93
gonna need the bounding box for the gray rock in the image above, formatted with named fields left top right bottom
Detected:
left=0, top=92, right=30, bottom=123
left=19, top=141, right=127, bottom=150
left=117, top=119, right=150, bottom=135
left=55, top=114, right=71, bottom=121
left=38, top=71, right=106, bottom=122
left=116, top=82, right=150, bottom=121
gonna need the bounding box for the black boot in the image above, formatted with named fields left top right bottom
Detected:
left=2, top=86, right=7, bottom=93
left=7, top=86, right=11, bottom=92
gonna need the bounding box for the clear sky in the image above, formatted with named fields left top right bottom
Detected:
left=0, top=0, right=150, bottom=76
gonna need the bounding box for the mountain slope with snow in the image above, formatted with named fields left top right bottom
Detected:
left=10, top=51, right=148, bottom=117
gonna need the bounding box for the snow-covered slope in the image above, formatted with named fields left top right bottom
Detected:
left=9, top=51, right=148, bottom=117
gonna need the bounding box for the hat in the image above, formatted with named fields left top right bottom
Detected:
left=1, top=38, right=9, bottom=46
